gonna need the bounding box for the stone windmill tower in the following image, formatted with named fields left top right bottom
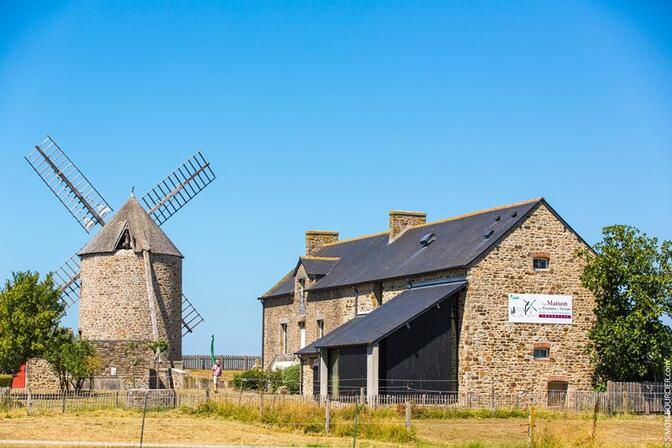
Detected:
left=25, top=136, right=215, bottom=388
left=78, top=196, right=183, bottom=363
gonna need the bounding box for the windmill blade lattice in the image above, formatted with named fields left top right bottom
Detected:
left=182, top=294, right=205, bottom=336
left=140, top=151, right=215, bottom=226
left=53, top=255, right=81, bottom=308
left=25, top=136, right=112, bottom=233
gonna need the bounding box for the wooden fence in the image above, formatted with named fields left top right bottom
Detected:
left=181, top=355, right=260, bottom=370
left=1, top=387, right=667, bottom=414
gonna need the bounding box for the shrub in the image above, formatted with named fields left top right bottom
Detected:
left=281, top=364, right=300, bottom=394
left=0, top=374, right=12, bottom=387
left=266, top=368, right=283, bottom=392
left=233, top=365, right=299, bottom=393
left=232, top=368, right=267, bottom=390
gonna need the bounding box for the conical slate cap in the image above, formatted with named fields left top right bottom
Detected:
left=78, top=197, right=183, bottom=257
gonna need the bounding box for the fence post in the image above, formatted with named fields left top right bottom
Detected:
left=405, top=401, right=412, bottom=432
left=205, top=388, right=210, bottom=402
left=325, top=397, right=331, bottom=434
left=61, top=390, right=67, bottom=413
left=26, top=387, right=32, bottom=415
left=359, top=386, right=365, bottom=405
left=527, top=406, right=535, bottom=448
left=491, top=383, right=496, bottom=415
left=115, top=390, right=120, bottom=408
left=139, top=392, right=149, bottom=448
left=591, top=395, right=599, bottom=447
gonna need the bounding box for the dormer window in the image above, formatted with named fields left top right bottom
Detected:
left=533, top=257, right=549, bottom=271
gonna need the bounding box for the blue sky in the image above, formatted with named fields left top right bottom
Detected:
left=1, top=1, right=670, bottom=355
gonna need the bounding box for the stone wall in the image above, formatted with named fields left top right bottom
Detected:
left=25, top=358, right=61, bottom=391
left=301, top=357, right=314, bottom=396
left=460, top=203, right=595, bottom=396
left=80, top=249, right=182, bottom=360
left=91, top=340, right=153, bottom=389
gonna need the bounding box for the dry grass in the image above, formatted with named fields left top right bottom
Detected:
left=0, top=407, right=660, bottom=447
left=0, top=408, right=400, bottom=447
left=187, top=369, right=238, bottom=382
left=415, top=416, right=662, bottom=447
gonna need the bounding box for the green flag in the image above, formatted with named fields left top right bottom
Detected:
left=210, top=334, right=216, bottom=365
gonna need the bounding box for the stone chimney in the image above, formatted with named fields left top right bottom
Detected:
left=305, top=230, right=339, bottom=256
left=389, top=210, right=427, bottom=242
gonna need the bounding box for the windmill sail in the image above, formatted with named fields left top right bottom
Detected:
left=25, top=136, right=112, bottom=233
left=182, top=294, right=205, bottom=336
left=53, top=255, right=81, bottom=307
left=140, top=151, right=215, bottom=226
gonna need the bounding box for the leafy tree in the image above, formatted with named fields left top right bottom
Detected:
left=0, top=271, right=64, bottom=373
left=578, top=225, right=672, bottom=384
left=45, top=334, right=101, bottom=392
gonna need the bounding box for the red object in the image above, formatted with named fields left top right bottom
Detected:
left=11, top=363, right=26, bottom=389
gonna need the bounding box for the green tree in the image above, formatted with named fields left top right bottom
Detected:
left=578, top=225, right=672, bottom=384
left=45, top=334, right=101, bottom=391
left=0, top=271, right=65, bottom=373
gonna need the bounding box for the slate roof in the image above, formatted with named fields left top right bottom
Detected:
left=260, top=198, right=556, bottom=299
left=79, top=197, right=183, bottom=257
left=296, top=281, right=467, bottom=353
left=262, top=270, right=295, bottom=298
left=296, top=257, right=340, bottom=276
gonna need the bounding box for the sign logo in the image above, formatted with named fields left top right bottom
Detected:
left=508, top=293, right=572, bottom=324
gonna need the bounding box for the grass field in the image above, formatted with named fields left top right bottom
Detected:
left=187, top=369, right=239, bottom=383
left=0, top=406, right=662, bottom=447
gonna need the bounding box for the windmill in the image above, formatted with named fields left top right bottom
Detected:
left=25, top=136, right=215, bottom=338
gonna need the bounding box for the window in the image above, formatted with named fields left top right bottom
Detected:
left=533, top=257, right=549, bottom=271
left=298, top=279, right=306, bottom=314
left=299, top=322, right=306, bottom=349
left=533, top=347, right=550, bottom=359
left=281, top=323, right=288, bottom=354
left=317, top=319, right=324, bottom=338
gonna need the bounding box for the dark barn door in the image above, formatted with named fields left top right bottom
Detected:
left=312, top=358, right=320, bottom=396
left=327, top=345, right=367, bottom=397
left=379, top=297, right=458, bottom=395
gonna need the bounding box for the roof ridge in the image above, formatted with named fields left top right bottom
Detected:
left=320, top=230, right=389, bottom=247
left=414, top=197, right=543, bottom=230
left=301, top=256, right=340, bottom=260
left=319, top=197, right=542, bottom=247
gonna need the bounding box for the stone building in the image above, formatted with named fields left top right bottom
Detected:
left=77, top=196, right=183, bottom=389
left=259, top=198, right=596, bottom=398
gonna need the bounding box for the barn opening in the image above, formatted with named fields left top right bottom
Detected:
left=298, top=281, right=465, bottom=397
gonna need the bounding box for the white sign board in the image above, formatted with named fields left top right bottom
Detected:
left=508, top=293, right=572, bottom=324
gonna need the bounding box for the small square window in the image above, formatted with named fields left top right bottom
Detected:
left=533, top=347, right=550, bottom=359
left=533, top=257, right=549, bottom=271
